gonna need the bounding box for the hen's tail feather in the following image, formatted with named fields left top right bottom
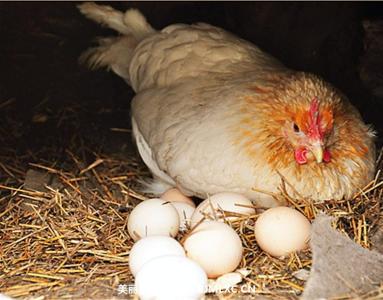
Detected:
left=78, top=3, right=155, bottom=38
left=79, top=36, right=136, bottom=82
left=78, top=2, right=131, bottom=35
left=123, top=8, right=155, bottom=40
left=78, top=2, right=154, bottom=81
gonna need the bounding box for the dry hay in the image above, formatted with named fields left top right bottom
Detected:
left=0, top=97, right=382, bottom=300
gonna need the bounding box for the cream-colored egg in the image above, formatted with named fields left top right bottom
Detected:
left=171, top=202, right=195, bottom=231
left=183, top=221, right=243, bottom=278
left=135, top=255, right=207, bottom=300
left=129, top=236, right=185, bottom=276
left=128, top=199, right=180, bottom=241
left=254, top=206, right=311, bottom=257
left=190, top=192, right=255, bottom=226
left=161, top=188, right=196, bottom=207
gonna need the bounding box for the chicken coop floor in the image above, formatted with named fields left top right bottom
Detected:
left=1, top=2, right=383, bottom=299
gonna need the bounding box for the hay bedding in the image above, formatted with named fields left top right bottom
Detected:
left=0, top=96, right=382, bottom=300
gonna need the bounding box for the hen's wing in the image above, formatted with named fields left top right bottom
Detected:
left=129, top=23, right=284, bottom=92
left=131, top=77, right=281, bottom=207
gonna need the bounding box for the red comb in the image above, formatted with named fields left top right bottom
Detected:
left=309, top=97, right=319, bottom=124
left=308, top=97, right=322, bottom=139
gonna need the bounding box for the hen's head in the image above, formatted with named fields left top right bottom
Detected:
left=238, top=72, right=375, bottom=201
left=282, top=97, right=333, bottom=165
left=241, top=72, right=370, bottom=169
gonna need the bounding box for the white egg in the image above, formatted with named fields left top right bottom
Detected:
left=190, top=192, right=255, bottom=226
left=0, top=294, right=14, bottom=300
left=183, top=221, right=243, bottom=278
left=171, top=202, right=195, bottom=231
left=128, top=199, right=180, bottom=241
left=135, top=255, right=207, bottom=300
left=129, top=236, right=185, bottom=276
left=254, top=206, right=311, bottom=257
left=161, top=188, right=196, bottom=207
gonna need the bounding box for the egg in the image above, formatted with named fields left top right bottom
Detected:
left=190, top=192, right=255, bottom=226
left=135, top=255, right=207, bottom=300
left=161, top=188, right=196, bottom=207
left=129, top=236, right=185, bottom=276
left=171, top=202, right=195, bottom=231
left=0, top=294, right=14, bottom=300
left=128, top=199, right=180, bottom=241
left=254, top=206, right=311, bottom=257
left=183, top=221, right=243, bottom=278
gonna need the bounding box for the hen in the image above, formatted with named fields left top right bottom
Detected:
left=79, top=3, right=376, bottom=207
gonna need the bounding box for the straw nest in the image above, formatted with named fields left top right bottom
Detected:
left=0, top=97, right=382, bottom=300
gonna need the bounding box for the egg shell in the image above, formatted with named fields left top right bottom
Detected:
left=135, top=255, right=207, bottom=300
left=128, top=198, right=180, bottom=241
left=171, top=202, right=195, bottom=231
left=161, top=188, right=196, bottom=207
left=190, top=192, right=255, bottom=226
left=129, top=236, right=185, bottom=276
left=208, top=272, right=243, bottom=293
left=254, top=206, right=311, bottom=257
left=183, top=221, right=243, bottom=278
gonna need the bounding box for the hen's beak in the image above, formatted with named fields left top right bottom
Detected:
left=310, top=144, right=324, bottom=163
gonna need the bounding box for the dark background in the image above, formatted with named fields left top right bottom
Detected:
left=0, top=2, right=382, bottom=160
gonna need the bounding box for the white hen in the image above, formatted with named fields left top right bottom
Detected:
left=79, top=3, right=376, bottom=208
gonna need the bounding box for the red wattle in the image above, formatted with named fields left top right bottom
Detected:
left=294, top=148, right=308, bottom=165
left=324, top=149, right=331, bottom=162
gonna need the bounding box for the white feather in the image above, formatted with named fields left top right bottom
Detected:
left=78, top=2, right=131, bottom=35
left=79, top=36, right=136, bottom=83
left=123, top=9, right=155, bottom=40
left=78, top=3, right=156, bottom=84
left=136, top=177, right=173, bottom=196
left=132, top=116, right=176, bottom=189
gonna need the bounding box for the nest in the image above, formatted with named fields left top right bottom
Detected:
left=0, top=97, right=382, bottom=300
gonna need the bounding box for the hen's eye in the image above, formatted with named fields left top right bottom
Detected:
left=293, top=123, right=300, bottom=132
